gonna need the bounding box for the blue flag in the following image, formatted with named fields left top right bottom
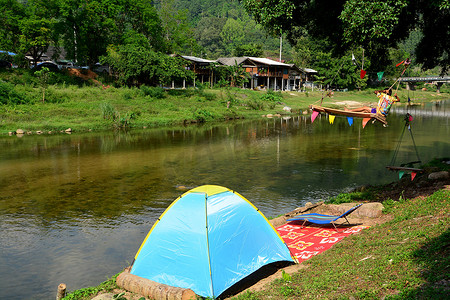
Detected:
left=347, top=117, right=353, bottom=126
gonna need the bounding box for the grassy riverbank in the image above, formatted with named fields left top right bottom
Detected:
left=1, top=69, right=449, bottom=135
left=61, top=179, right=449, bottom=300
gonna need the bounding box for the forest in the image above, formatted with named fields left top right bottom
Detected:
left=0, top=0, right=448, bottom=88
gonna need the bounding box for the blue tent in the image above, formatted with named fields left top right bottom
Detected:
left=130, top=185, right=294, bottom=298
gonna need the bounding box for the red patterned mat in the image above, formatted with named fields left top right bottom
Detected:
left=276, top=223, right=369, bottom=263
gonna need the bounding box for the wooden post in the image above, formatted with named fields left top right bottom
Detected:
left=56, top=283, right=66, bottom=300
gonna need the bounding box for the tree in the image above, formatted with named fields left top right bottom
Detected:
left=220, top=18, right=245, bottom=56
left=56, top=0, right=164, bottom=66
left=156, top=55, right=195, bottom=86
left=34, top=67, right=51, bottom=103
left=158, top=0, right=198, bottom=54
left=242, top=0, right=450, bottom=73
left=56, top=0, right=117, bottom=65
left=0, top=0, right=26, bottom=53
left=194, top=17, right=227, bottom=58
left=233, top=43, right=263, bottom=57
left=19, top=16, right=55, bottom=66
left=103, top=36, right=194, bottom=86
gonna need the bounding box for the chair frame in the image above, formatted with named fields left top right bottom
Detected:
left=287, top=203, right=363, bottom=232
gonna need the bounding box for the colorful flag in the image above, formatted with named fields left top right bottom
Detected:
left=377, top=71, right=384, bottom=81
left=352, top=53, right=361, bottom=69
left=311, top=110, right=319, bottom=123
left=360, top=69, right=366, bottom=79
left=399, top=171, right=405, bottom=179
left=329, top=115, right=335, bottom=124
left=362, top=118, right=371, bottom=128
left=411, top=172, right=417, bottom=181
left=347, top=117, right=353, bottom=126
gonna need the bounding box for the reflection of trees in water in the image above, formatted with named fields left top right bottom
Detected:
left=0, top=106, right=449, bottom=224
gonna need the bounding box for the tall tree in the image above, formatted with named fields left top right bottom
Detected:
left=242, top=0, right=450, bottom=73
left=56, top=0, right=164, bottom=65
left=220, top=18, right=245, bottom=56
left=158, top=0, right=198, bottom=54
left=194, top=17, right=227, bottom=58
left=0, top=0, right=26, bottom=53
left=19, top=16, right=55, bottom=66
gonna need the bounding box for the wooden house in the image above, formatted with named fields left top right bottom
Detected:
left=217, top=57, right=292, bottom=91
left=175, top=55, right=216, bottom=87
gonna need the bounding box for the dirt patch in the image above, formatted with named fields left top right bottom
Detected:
left=66, top=68, right=101, bottom=85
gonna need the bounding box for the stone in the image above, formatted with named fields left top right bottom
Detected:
left=266, top=114, right=273, bottom=118
left=8, top=132, right=12, bottom=136
left=283, top=106, right=291, bottom=112
left=36, top=131, right=42, bottom=134
left=428, top=171, right=449, bottom=180
left=91, top=293, right=115, bottom=300
left=65, top=128, right=72, bottom=132
left=319, top=202, right=383, bottom=218
left=16, top=129, right=24, bottom=134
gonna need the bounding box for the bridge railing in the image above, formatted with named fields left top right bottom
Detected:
left=399, top=76, right=450, bottom=82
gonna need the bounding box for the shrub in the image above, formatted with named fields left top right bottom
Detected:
left=246, top=99, right=265, bottom=110
left=100, top=102, right=117, bottom=121
left=193, top=108, right=214, bottom=122
left=260, top=89, right=283, bottom=102
left=140, top=85, right=165, bottom=99
left=0, top=80, right=32, bottom=104
left=326, top=191, right=375, bottom=204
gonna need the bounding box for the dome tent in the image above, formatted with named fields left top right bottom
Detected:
left=130, top=185, right=294, bottom=298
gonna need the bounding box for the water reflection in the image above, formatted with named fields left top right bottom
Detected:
left=0, top=101, right=448, bottom=299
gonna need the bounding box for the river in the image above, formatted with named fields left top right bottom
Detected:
left=0, top=100, right=448, bottom=299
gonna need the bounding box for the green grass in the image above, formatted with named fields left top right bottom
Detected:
left=236, top=189, right=449, bottom=300
left=62, top=274, right=119, bottom=300
left=1, top=69, right=448, bottom=135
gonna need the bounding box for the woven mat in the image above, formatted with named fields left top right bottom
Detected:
left=276, top=222, right=369, bottom=263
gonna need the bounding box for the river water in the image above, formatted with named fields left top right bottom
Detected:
left=0, top=101, right=448, bottom=299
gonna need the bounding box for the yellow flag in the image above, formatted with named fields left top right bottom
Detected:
left=329, top=115, right=335, bottom=124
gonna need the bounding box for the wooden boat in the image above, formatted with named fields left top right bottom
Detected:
left=310, top=105, right=388, bottom=125
left=385, top=166, right=423, bottom=172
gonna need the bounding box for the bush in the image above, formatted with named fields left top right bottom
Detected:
left=0, top=80, right=32, bottom=104
left=140, top=85, right=165, bottom=99
left=193, top=108, right=214, bottom=122
left=260, top=89, right=283, bottom=102
left=326, top=191, right=375, bottom=204
left=100, top=102, right=117, bottom=121
left=246, top=99, right=265, bottom=110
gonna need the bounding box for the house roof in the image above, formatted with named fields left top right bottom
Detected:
left=304, top=68, right=318, bottom=73
left=217, top=56, right=292, bottom=68
left=288, top=64, right=304, bottom=72
left=180, top=55, right=216, bottom=64
left=216, top=57, right=250, bottom=66
left=247, top=57, right=291, bottom=67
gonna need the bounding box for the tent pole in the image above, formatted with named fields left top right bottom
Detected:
left=204, top=193, right=215, bottom=298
